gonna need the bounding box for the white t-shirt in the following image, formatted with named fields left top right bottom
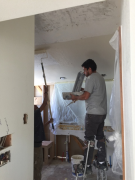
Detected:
left=84, top=72, right=107, bottom=115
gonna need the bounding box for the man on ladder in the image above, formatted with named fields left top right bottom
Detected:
left=70, top=59, right=107, bottom=179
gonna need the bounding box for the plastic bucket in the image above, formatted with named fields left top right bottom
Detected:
left=71, top=155, right=84, bottom=177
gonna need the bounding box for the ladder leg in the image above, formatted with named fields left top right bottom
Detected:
left=97, top=169, right=107, bottom=180
left=83, top=141, right=90, bottom=180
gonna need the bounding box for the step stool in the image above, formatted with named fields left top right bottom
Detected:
left=42, top=141, right=53, bottom=165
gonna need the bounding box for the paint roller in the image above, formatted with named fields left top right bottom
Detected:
left=41, top=60, right=54, bottom=130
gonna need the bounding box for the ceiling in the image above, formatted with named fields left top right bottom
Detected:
left=34, top=0, right=121, bottom=85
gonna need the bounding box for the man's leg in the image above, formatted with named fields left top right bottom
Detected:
left=34, top=146, right=43, bottom=180
left=84, top=114, right=99, bottom=166
left=97, top=138, right=106, bottom=163
left=96, top=115, right=106, bottom=165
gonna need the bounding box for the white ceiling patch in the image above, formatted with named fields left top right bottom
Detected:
left=35, top=51, right=59, bottom=67
left=34, top=51, right=60, bottom=85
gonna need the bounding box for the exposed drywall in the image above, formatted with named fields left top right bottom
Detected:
left=0, top=16, right=34, bottom=180
left=0, top=0, right=105, bottom=22
left=35, top=0, right=121, bottom=45
left=121, top=0, right=135, bottom=179
left=35, top=34, right=115, bottom=85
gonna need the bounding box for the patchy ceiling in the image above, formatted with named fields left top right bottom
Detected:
left=34, top=34, right=115, bottom=85
left=34, top=0, right=121, bottom=85
left=35, top=0, right=121, bottom=46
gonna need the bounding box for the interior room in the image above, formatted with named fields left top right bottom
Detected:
left=1, top=0, right=135, bottom=180
left=34, top=0, right=122, bottom=179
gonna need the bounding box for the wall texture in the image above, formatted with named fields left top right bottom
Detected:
left=121, top=0, right=135, bottom=179
left=0, top=16, right=34, bottom=180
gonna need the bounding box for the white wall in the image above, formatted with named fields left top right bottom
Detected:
left=0, top=16, right=34, bottom=180
left=0, top=0, right=105, bottom=22
left=121, top=0, right=135, bottom=179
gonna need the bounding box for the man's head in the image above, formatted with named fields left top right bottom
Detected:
left=82, top=59, right=97, bottom=77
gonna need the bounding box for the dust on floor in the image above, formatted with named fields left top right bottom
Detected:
left=41, top=160, right=122, bottom=180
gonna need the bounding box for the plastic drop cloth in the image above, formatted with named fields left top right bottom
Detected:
left=49, top=81, right=113, bottom=134
left=108, top=30, right=123, bottom=175
left=49, top=82, right=86, bottom=134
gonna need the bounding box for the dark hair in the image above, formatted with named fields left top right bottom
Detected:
left=81, top=59, right=97, bottom=71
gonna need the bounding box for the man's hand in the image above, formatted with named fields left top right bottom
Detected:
left=49, top=118, right=53, bottom=123
left=70, top=91, right=90, bottom=101
left=44, top=86, right=48, bottom=94
left=44, top=96, right=48, bottom=105
left=70, top=94, right=78, bottom=101
left=81, top=88, right=84, bottom=92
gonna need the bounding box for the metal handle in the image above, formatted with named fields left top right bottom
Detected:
left=41, top=62, right=54, bottom=129
left=83, top=141, right=90, bottom=180
left=41, top=62, right=47, bottom=86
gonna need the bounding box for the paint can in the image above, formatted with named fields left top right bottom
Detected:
left=71, top=155, right=84, bottom=177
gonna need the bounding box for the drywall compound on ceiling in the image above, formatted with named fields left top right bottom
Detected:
left=35, top=0, right=121, bottom=45
left=0, top=0, right=105, bottom=22
left=36, top=1, right=119, bottom=33
left=34, top=52, right=60, bottom=85
left=35, top=52, right=59, bottom=67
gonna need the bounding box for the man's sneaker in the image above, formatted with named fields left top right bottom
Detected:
left=86, top=165, right=92, bottom=174
left=77, top=161, right=93, bottom=175
left=80, top=160, right=85, bottom=166
left=93, top=160, right=108, bottom=171
left=73, top=163, right=83, bottom=174
left=77, top=163, right=84, bottom=173
left=93, top=159, right=98, bottom=168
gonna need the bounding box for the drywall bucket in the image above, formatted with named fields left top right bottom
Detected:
left=71, top=155, right=84, bottom=177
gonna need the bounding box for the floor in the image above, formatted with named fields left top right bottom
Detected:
left=41, top=160, right=122, bottom=180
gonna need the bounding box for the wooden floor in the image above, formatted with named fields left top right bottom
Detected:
left=41, top=159, right=122, bottom=180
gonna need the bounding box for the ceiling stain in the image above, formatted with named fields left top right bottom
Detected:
left=35, top=0, right=120, bottom=33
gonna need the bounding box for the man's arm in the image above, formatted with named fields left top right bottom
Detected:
left=70, top=91, right=90, bottom=101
